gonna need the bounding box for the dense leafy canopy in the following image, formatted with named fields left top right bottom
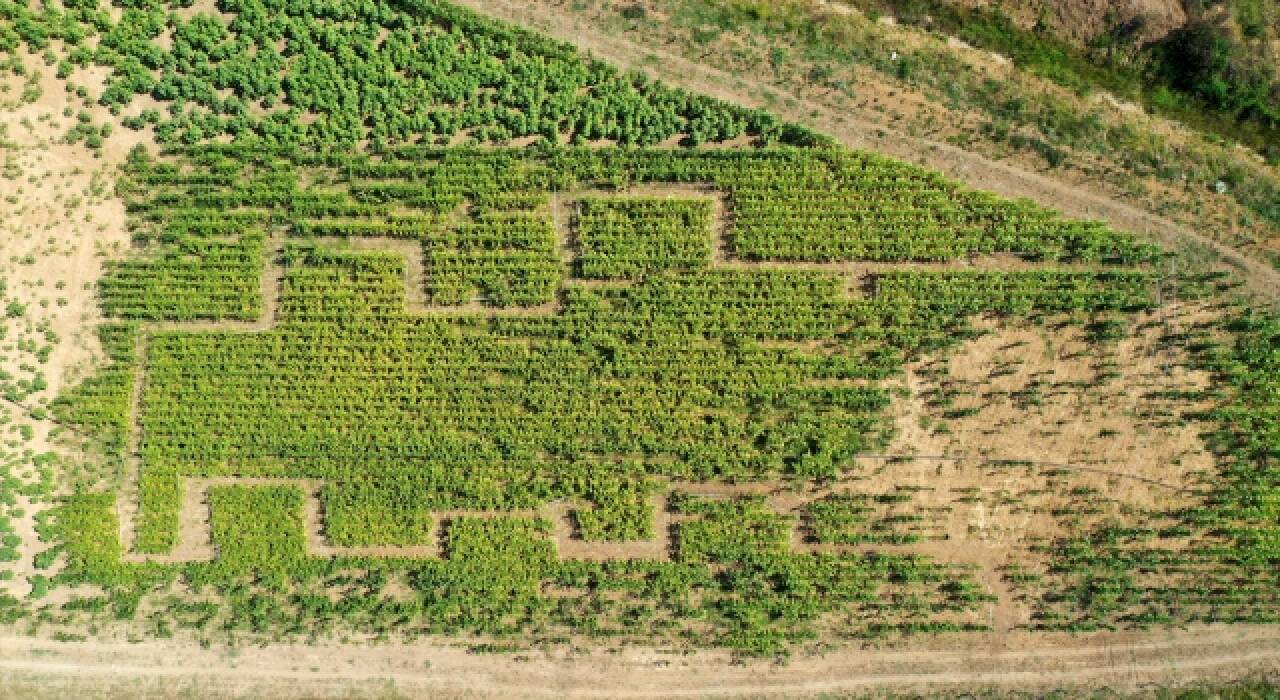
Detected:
left=4, top=0, right=827, bottom=149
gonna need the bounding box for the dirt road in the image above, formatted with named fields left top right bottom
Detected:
left=1, top=625, right=1278, bottom=697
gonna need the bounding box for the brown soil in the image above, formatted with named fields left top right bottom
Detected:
left=889, top=307, right=1218, bottom=503
left=0, top=48, right=147, bottom=598
left=0, top=624, right=1276, bottom=698
left=847, top=302, right=1221, bottom=631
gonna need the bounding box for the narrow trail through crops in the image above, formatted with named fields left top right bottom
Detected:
left=448, top=0, right=1280, bottom=303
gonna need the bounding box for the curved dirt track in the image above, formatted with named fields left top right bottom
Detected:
left=449, top=0, right=1280, bottom=301
left=1, top=625, right=1278, bottom=697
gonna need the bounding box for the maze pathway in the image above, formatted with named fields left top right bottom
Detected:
left=115, top=182, right=1125, bottom=563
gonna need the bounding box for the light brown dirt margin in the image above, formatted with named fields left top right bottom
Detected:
left=0, top=625, right=1276, bottom=697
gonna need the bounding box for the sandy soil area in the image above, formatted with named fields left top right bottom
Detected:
left=0, top=624, right=1278, bottom=698
left=0, top=49, right=145, bottom=598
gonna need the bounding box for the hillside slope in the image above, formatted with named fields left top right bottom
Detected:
left=830, top=0, right=1280, bottom=154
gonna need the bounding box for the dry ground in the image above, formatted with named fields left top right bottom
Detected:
left=0, top=49, right=147, bottom=599
left=1, top=624, right=1279, bottom=698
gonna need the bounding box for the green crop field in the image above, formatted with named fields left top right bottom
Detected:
left=1, top=0, right=1278, bottom=662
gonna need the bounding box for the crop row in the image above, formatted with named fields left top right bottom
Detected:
left=99, top=233, right=265, bottom=321
left=574, top=197, right=712, bottom=279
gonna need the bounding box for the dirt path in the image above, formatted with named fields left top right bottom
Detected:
left=449, top=0, right=1280, bottom=301
left=0, top=625, right=1277, bottom=697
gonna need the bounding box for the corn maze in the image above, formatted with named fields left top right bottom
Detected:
left=5, top=0, right=1275, bottom=653
left=54, top=144, right=1270, bottom=651
left=93, top=148, right=1155, bottom=569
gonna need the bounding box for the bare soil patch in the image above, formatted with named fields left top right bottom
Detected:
left=0, top=48, right=146, bottom=598
left=0, top=624, right=1277, bottom=698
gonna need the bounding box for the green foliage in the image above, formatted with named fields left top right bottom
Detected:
left=63, top=147, right=1158, bottom=558
left=322, top=481, right=433, bottom=547
left=674, top=493, right=790, bottom=563
left=48, top=492, right=173, bottom=590
left=440, top=517, right=556, bottom=596
left=25, top=0, right=1275, bottom=652
left=208, top=484, right=320, bottom=589
left=571, top=472, right=655, bottom=542
left=1149, top=21, right=1278, bottom=124
left=575, top=197, right=712, bottom=279
left=135, top=471, right=180, bottom=554
left=50, top=324, right=137, bottom=452
left=805, top=492, right=926, bottom=545
left=3, top=0, right=828, bottom=150
left=425, top=207, right=561, bottom=307
left=99, top=233, right=266, bottom=320
left=40, top=139, right=1167, bottom=649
